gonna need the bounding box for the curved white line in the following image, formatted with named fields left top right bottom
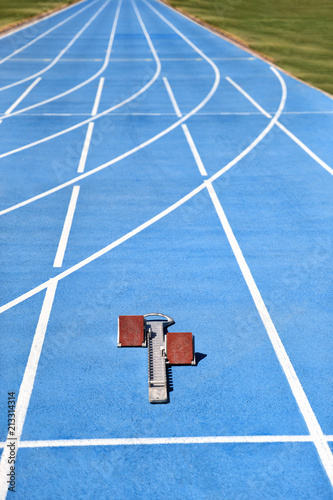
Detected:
left=0, top=0, right=107, bottom=93
left=227, top=75, right=333, bottom=177
left=0, top=0, right=164, bottom=161
left=0, top=0, right=93, bottom=66
left=0, top=0, right=88, bottom=41
left=210, top=67, right=286, bottom=182
left=0, top=62, right=286, bottom=315
left=0, top=0, right=218, bottom=213
left=0, top=0, right=120, bottom=121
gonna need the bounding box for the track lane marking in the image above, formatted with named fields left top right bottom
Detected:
left=6, top=434, right=333, bottom=448
left=0, top=0, right=106, bottom=93
left=53, top=186, right=80, bottom=268
left=54, top=77, right=105, bottom=267
left=0, top=0, right=120, bottom=119
left=0, top=0, right=164, bottom=161
left=0, top=0, right=219, bottom=214
left=0, top=0, right=92, bottom=66
left=0, top=0, right=89, bottom=41
left=163, top=76, right=207, bottom=176
left=227, top=76, right=333, bottom=176
left=0, top=279, right=57, bottom=500
left=276, top=122, right=333, bottom=176
left=209, top=67, right=286, bottom=182
left=0, top=77, right=41, bottom=125
left=4, top=111, right=333, bottom=117
left=77, top=122, right=95, bottom=174
left=0, top=0, right=219, bottom=150
left=77, top=77, right=105, bottom=173
left=91, top=76, right=105, bottom=116
left=205, top=180, right=333, bottom=487
left=0, top=66, right=285, bottom=316
left=226, top=76, right=270, bottom=118
left=155, top=53, right=333, bottom=479
left=181, top=124, right=207, bottom=175
left=4, top=78, right=41, bottom=115
left=0, top=436, right=317, bottom=449
left=7, top=57, right=255, bottom=62
left=163, top=76, right=182, bottom=117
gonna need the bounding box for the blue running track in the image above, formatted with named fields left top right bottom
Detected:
left=0, top=0, right=333, bottom=497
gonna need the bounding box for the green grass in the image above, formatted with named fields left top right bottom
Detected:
left=0, top=0, right=79, bottom=32
left=166, top=0, right=333, bottom=95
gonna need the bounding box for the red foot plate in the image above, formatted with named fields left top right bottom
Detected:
left=118, top=316, right=145, bottom=347
left=167, top=332, right=194, bottom=365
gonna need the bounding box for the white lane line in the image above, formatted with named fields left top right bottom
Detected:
left=0, top=0, right=92, bottom=66
left=53, top=186, right=80, bottom=268
left=165, top=63, right=333, bottom=480
left=226, top=76, right=271, bottom=118
left=11, top=112, right=176, bottom=117
left=0, top=0, right=218, bottom=212
left=0, top=0, right=163, bottom=160
left=0, top=65, right=286, bottom=316
left=0, top=0, right=121, bottom=120
left=5, top=111, right=333, bottom=117
left=198, top=110, right=333, bottom=116
left=0, top=77, right=41, bottom=125
left=77, top=77, right=105, bottom=173
left=280, top=111, right=333, bottom=115
left=56, top=78, right=104, bottom=267
left=276, top=122, right=333, bottom=176
left=0, top=0, right=107, bottom=93
left=6, top=56, right=255, bottom=62
left=0, top=0, right=188, bottom=133
left=4, top=77, right=41, bottom=115
left=209, top=67, right=286, bottom=182
left=3, top=435, right=333, bottom=449
left=16, top=435, right=315, bottom=448
left=163, top=76, right=182, bottom=117
left=205, top=180, right=333, bottom=487
left=9, top=58, right=100, bottom=62
left=0, top=184, right=206, bottom=315
left=0, top=70, right=214, bottom=211
left=144, top=0, right=219, bottom=74
left=163, top=76, right=207, bottom=175
left=0, top=283, right=53, bottom=316
left=91, top=77, right=105, bottom=116
left=214, top=57, right=255, bottom=61
left=226, top=76, right=333, bottom=177
left=0, top=280, right=57, bottom=500
left=181, top=125, right=207, bottom=176
left=0, top=0, right=88, bottom=40
left=77, top=122, right=95, bottom=174
left=0, top=0, right=90, bottom=41
left=70, top=0, right=162, bottom=179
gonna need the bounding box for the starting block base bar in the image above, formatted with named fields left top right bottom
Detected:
left=147, top=320, right=168, bottom=404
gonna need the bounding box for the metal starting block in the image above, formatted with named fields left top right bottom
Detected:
left=118, top=313, right=196, bottom=403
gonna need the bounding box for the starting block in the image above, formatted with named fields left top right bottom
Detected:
left=117, top=313, right=196, bottom=403
left=118, top=315, right=146, bottom=347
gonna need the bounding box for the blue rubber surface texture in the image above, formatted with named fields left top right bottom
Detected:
left=0, top=0, right=332, bottom=497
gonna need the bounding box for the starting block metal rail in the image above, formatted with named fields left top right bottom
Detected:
left=118, top=313, right=196, bottom=403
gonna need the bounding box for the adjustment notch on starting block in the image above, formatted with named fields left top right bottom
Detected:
left=117, top=315, right=146, bottom=347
